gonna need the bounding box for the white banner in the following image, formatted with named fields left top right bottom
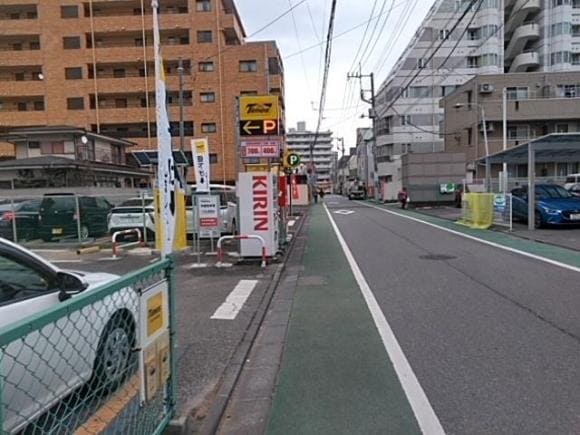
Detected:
left=191, top=138, right=210, bottom=193
left=152, top=0, right=175, bottom=257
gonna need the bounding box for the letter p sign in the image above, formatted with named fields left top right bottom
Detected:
left=286, top=152, right=301, bottom=168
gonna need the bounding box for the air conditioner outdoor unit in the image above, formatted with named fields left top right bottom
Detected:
left=479, top=83, right=494, bottom=94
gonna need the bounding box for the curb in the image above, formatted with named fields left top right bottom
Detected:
left=166, top=211, right=309, bottom=435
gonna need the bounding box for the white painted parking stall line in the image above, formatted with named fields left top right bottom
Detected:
left=49, top=260, right=84, bottom=264
left=288, top=220, right=296, bottom=227
left=323, top=204, right=446, bottom=435
left=211, top=280, right=259, bottom=320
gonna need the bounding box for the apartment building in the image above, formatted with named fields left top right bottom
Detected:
left=442, top=71, right=580, bottom=177
left=286, top=122, right=333, bottom=187
left=0, top=0, right=284, bottom=183
left=375, top=0, right=580, bottom=199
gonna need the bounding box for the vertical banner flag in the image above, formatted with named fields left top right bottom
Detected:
left=191, top=138, right=210, bottom=193
left=152, top=0, right=176, bottom=257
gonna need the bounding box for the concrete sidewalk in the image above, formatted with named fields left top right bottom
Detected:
left=217, top=205, right=420, bottom=434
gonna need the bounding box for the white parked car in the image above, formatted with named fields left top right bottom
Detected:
left=0, top=238, right=138, bottom=434
left=187, top=184, right=238, bottom=236
left=108, top=197, right=155, bottom=237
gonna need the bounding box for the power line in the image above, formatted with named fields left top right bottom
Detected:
left=353, top=0, right=389, bottom=70
left=283, top=0, right=411, bottom=60
left=359, top=0, right=397, bottom=70
left=311, top=0, right=339, bottom=160
left=347, top=0, right=380, bottom=73
left=287, top=0, right=313, bottom=99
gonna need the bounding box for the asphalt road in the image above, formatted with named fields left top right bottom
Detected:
left=325, top=196, right=580, bottom=434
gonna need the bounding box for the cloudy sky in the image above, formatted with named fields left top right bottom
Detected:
left=236, top=0, right=436, bottom=152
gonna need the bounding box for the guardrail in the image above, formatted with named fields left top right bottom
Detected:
left=112, top=228, right=143, bottom=258
left=216, top=235, right=267, bottom=268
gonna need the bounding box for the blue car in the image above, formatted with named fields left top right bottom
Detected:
left=511, top=184, right=580, bottom=228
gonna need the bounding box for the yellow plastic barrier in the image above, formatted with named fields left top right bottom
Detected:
left=458, top=193, right=494, bottom=229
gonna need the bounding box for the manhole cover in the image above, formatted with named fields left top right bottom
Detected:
left=419, top=254, right=457, bottom=261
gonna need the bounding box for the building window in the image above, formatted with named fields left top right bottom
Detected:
left=506, top=87, right=529, bottom=100
left=113, top=68, right=126, bottom=78
left=467, top=127, right=472, bottom=145
left=552, top=0, right=571, bottom=6
left=239, top=60, right=257, bottom=72
left=556, top=124, right=569, bottom=133
left=198, top=61, right=214, bottom=72
left=200, top=92, right=215, bottom=102
left=63, top=36, right=81, bottom=49
left=467, top=56, right=479, bottom=68
left=439, top=29, right=450, bottom=40
left=400, top=115, right=412, bottom=126
left=33, top=100, right=44, bottom=111
left=551, top=51, right=571, bottom=65
left=557, top=84, right=580, bottom=97
left=115, top=98, right=127, bottom=108
left=197, top=30, right=212, bottom=43
left=28, top=141, right=40, bottom=149
left=268, top=57, right=281, bottom=74
left=61, top=5, right=79, bottom=18
left=201, top=123, right=217, bottom=133
left=65, top=67, right=82, bottom=79
left=196, top=0, right=211, bottom=11
left=240, top=90, right=258, bottom=96
left=29, top=41, right=40, bottom=50
left=14, top=72, right=24, bottom=81
left=417, top=58, right=430, bottom=69
left=67, top=97, right=84, bottom=110
left=41, top=142, right=65, bottom=155
left=209, top=153, right=218, bottom=164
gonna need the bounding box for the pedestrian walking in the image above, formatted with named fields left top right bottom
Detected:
left=398, top=187, right=409, bottom=209
left=313, top=187, right=318, bottom=204
left=319, top=188, right=325, bottom=201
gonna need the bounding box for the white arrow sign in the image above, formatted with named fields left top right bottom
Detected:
left=334, top=210, right=355, bottom=215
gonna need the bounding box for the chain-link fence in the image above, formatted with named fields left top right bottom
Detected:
left=0, top=258, right=176, bottom=434
left=0, top=192, right=152, bottom=247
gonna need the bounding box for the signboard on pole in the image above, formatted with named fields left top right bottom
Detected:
left=191, top=138, right=210, bottom=193
left=240, top=95, right=279, bottom=121
left=241, top=140, right=280, bottom=158
left=493, top=193, right=513, bottom=230
left=197, top=194, right=220, bottom=238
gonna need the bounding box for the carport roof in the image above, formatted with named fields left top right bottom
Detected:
left=480, top=133, right=580, bottom=164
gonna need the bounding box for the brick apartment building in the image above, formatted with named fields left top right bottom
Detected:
left=0, top=0, right=284, bottom=183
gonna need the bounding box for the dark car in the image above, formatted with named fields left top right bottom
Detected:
left=348, top=184, right=367, bottom=200
left=0, top=200, right=41, bottom=241
left=511, top=184, right=580, bottom=228
left=38, top=194, right=113, bottom=241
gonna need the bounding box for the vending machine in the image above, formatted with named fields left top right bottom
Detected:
left=238, top=172, right=279, bottom=257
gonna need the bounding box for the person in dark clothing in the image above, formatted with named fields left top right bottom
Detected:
left=362, top=182, right=367, bottom=199
left=319, top=188, right=325, bottom=201
left=398, top=187, right=409, bottom=209
left=313, top=187, right=318, bottom=204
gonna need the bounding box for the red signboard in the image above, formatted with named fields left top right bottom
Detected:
left=200, top=217, right=219, bottom=227
left=241, top=141, right=280, bottom=158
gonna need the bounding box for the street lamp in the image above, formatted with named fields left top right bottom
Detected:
left=454, top=102, right=491, bottom=192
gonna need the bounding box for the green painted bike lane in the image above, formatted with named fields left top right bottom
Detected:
left=361, top=201, right=580, bottom=269
left=267, top=205, right=421, bottom=435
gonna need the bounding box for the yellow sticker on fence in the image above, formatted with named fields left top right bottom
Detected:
left=147, top=293, right=164, bottom=338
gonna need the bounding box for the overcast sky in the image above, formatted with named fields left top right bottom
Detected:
left=236, top=0, right=436, bottom=152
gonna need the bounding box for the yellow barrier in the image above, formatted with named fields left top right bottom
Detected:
left=458, top=193, right=494, bottom=229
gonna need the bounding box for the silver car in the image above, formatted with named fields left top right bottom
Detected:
left=0, top=238, right=138, bottom=433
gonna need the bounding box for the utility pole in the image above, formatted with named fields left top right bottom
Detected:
left=348, top=70, right=379, bottom=202
left=178, top=57, right=185, bottom=151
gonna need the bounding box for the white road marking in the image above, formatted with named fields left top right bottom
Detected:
left=211, top=279, right=259, bottom=320
left=49, top=259, right=83, bottom=264
left=323, top=204, right=445, bottom=435
left=288, top=220, right=296, bottom=227
left=334, top=210, right=355, bottom=215
left=358, top=201, right=580, bottom=274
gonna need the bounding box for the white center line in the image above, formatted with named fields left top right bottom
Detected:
left=323, top=204, right=445, bottom=435
left=211, top=279, right=259, bottom=320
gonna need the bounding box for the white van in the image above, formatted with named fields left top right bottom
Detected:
left=564, top=173, right=580, bottom=189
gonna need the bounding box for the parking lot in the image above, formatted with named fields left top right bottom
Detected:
left=21, top=216, right=301, bottom=433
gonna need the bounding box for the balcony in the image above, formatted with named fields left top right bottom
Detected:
left=505, top=0, right=541, bottom=35
left=509, top=50, right=540, bottom=73
left=505, top=22, right=540, bottom=61
left=0, top=80, right=44, bottom=97
left=84, top=0, right=187, bottom=18
left=221, top=13, right=244, bottom=45
left=90, top=13, right=190, bottom=33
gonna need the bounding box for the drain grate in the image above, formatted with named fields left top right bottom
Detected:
left=419, top=254, right=457, bottom=261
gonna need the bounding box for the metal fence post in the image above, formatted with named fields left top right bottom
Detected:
left=166, top=256, right=177, bottom=417
left=141, top=191, right=148, bottom=245
left=75, top=195, right=82, bottom=244
left=10, top=198, right=17, bottom=243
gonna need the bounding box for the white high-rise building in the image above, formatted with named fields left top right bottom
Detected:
left=375, top=0, right=580, bottom=199
left=286, top=122, right=333, bottom=188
